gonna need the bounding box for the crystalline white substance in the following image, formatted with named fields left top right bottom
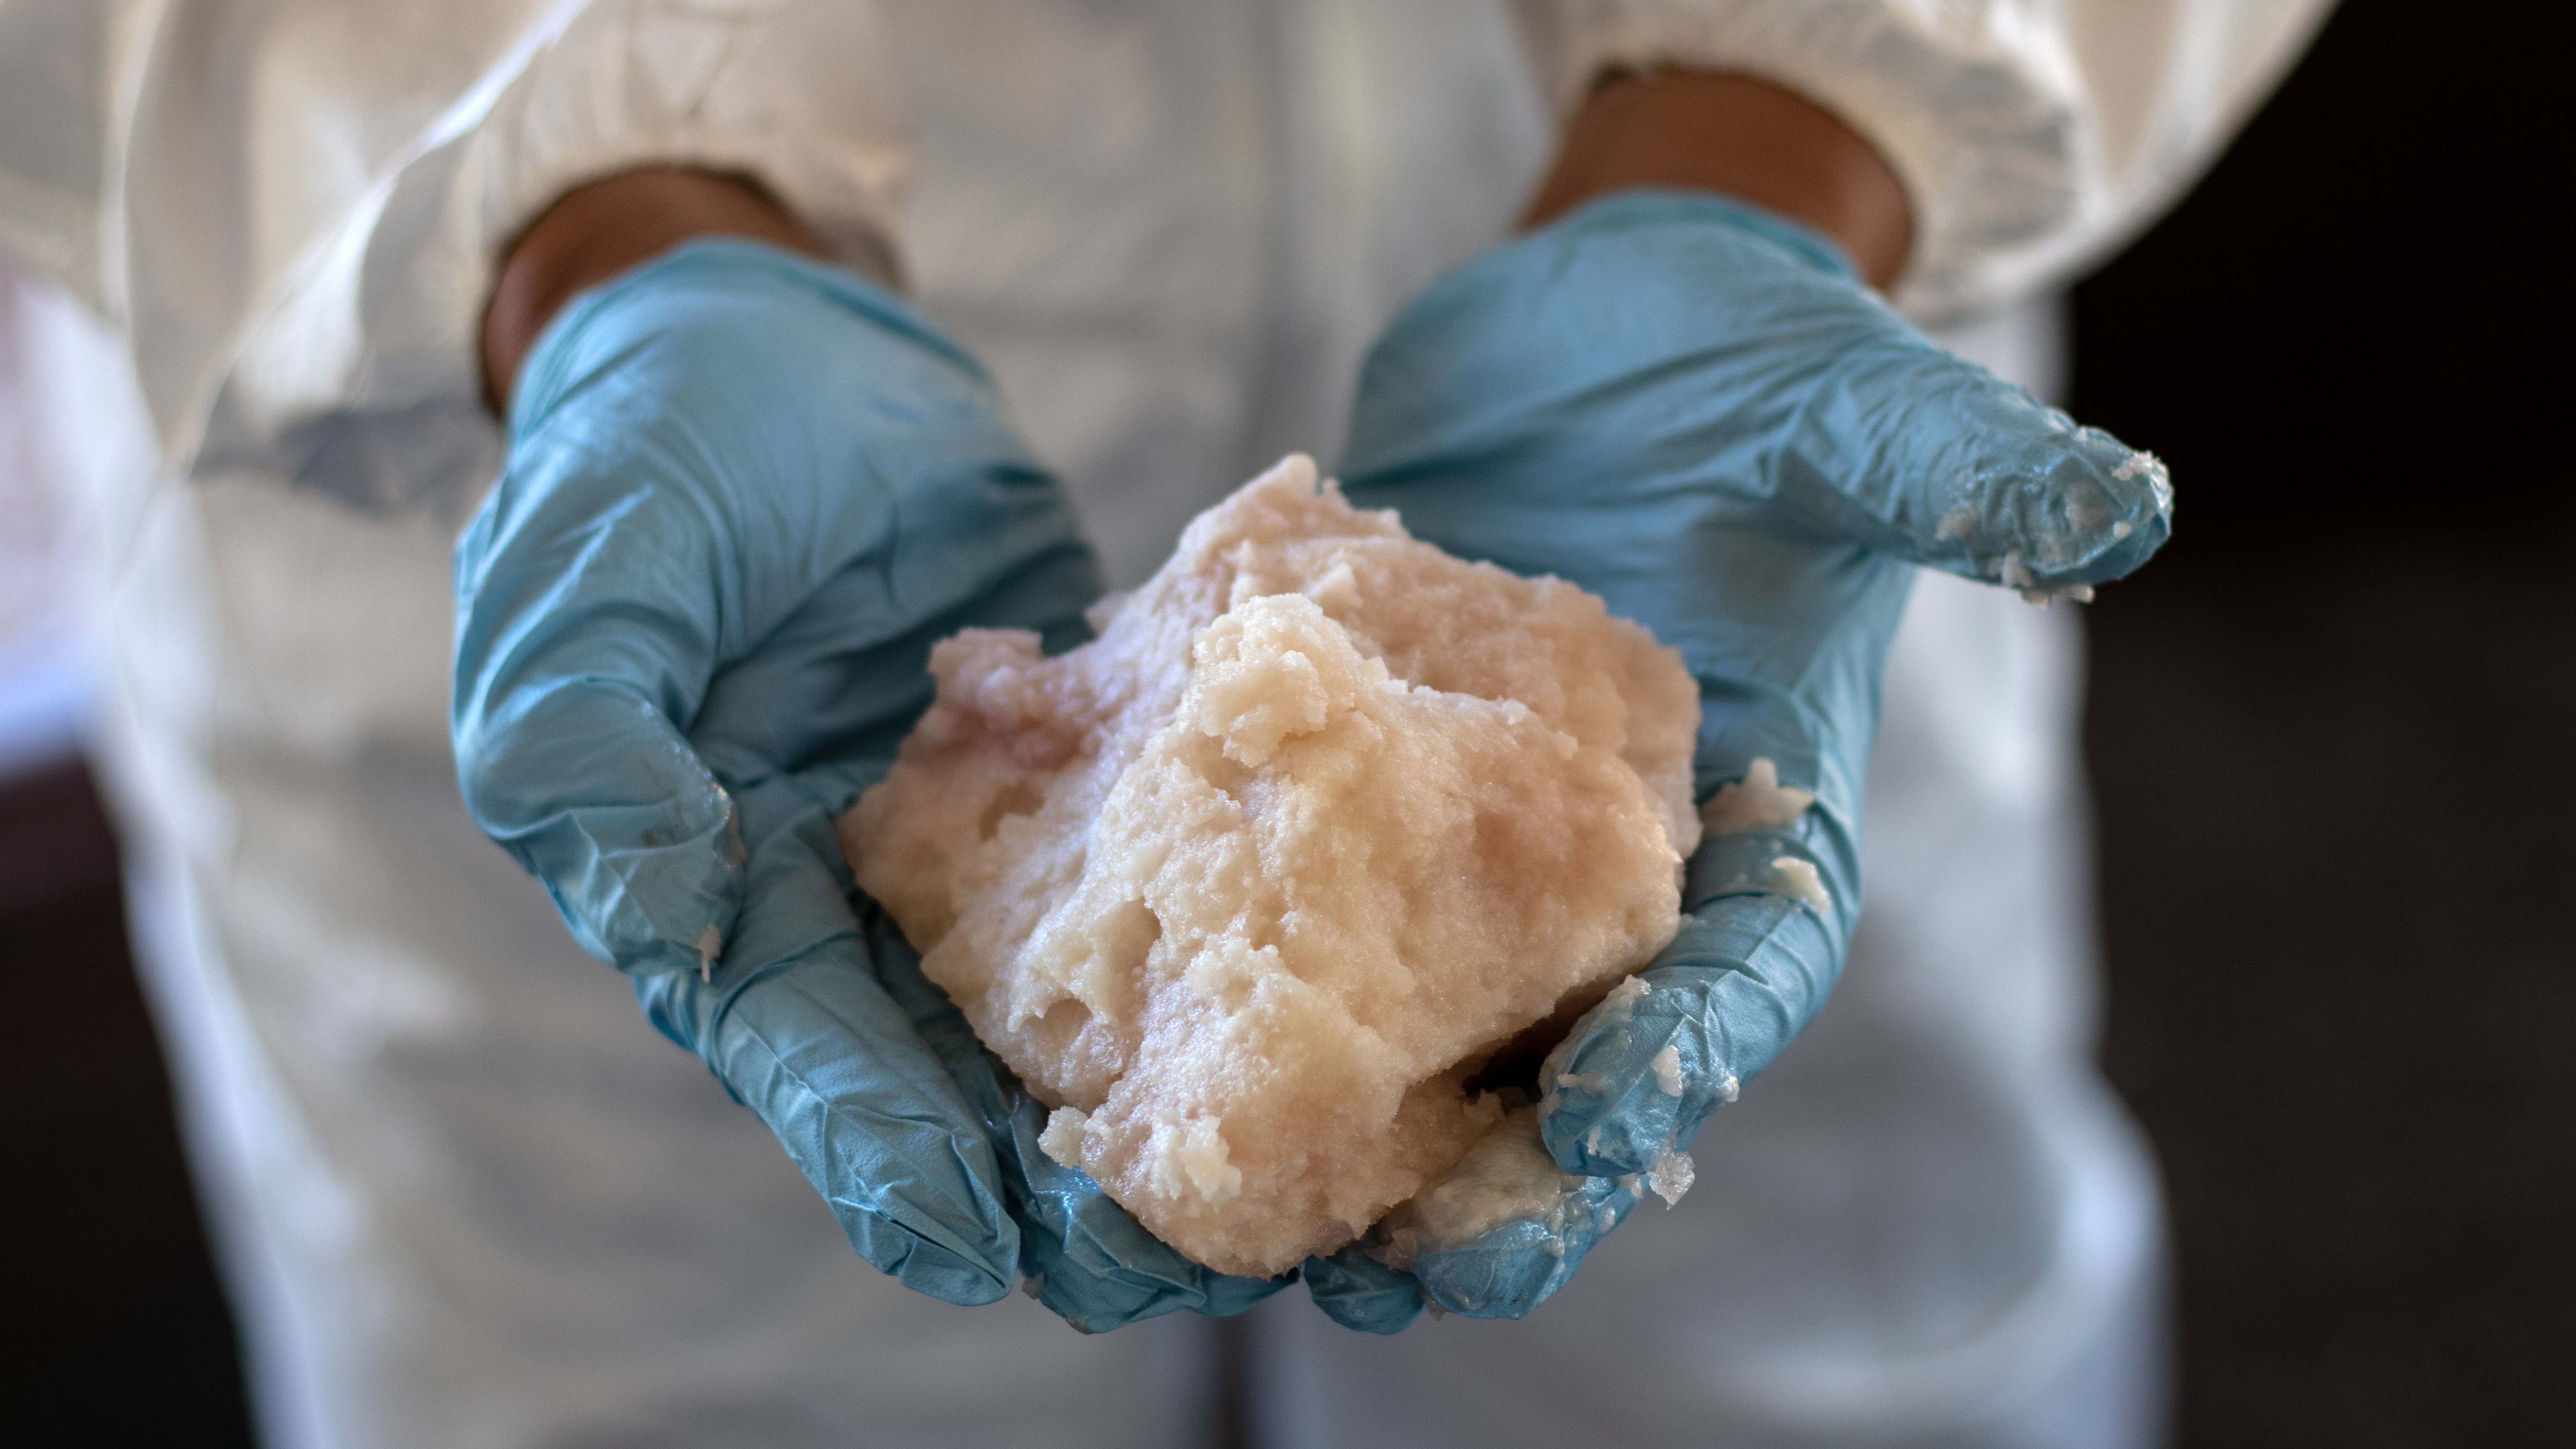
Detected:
left=1600, top=976, right=1651, bottom=1014
left=839, top=456, right=1702, bottom=1275
left=1038, top=1106, right=1089, bottom=1169
left=1643, top=1146, right=1696, bottom=1206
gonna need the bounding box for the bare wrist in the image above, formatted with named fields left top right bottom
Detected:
left=479, top=167, right=834, bottom=415
left=1521, top=70, right=1913, bottom=291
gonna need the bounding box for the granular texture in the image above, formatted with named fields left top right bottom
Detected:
left=839, top=455, right=1699, bottom=1275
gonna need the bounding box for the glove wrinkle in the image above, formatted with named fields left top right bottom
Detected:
left=727, top=998, right=1019, bottom=1303
left=1304, top=1247, right=1426, bottom=1335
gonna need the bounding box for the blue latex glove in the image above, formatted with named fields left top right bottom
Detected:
left=1307, top=191, right=2172, bottom=1331
left=451, top=239, right=1287, bottom=1332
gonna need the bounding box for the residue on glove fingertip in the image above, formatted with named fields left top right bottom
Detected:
left=1599, top=975, right=1650, bottom=1019
left=1699, top=758, right=1814, bottom=836
left=1650, top=1045, right=1683, bottom=1096
left=1644, top=1147, right=1695, bottom=1206
left=1763, top=856, right=1831, bottom=913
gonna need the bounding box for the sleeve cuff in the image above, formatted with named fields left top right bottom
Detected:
left=1520, top=0, right=2086, bottom=322
left=192, top=0, right=910, bottom=514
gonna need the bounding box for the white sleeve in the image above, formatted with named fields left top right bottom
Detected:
left=0, top=0, right=114, bottom=312
left=1515, top=0, right=2337, bottom=321
left=43, top=0, right=912, bottom=513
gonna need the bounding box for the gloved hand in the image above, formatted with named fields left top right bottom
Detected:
left=452, top=239, right=1288, bottom=1332
left=1303, top=189, right=2172, bottom=1331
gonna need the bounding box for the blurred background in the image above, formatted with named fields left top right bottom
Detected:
left=1, top=0, right=2564, bottom=1443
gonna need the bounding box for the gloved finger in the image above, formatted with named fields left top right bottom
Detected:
left=1361, top=1110, right=1659, bottom=1323
left=639, top=772, right=1025, bottom=1303
left=864, top=910, right=1292, bottom=1332
left=1538, top=868, right=1839, bottom=1179
left=1406, top=1172, right=1640, bottom=1320
left=1342, top=190, right=2170, bottom=600
left=1772, top=319, right=2171, bottom=599
left=1303, top=1245, right=1424, bottom=1334
left=1310, top=1084, right=1708, bottom=1327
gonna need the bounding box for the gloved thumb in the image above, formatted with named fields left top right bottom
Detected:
left=1773, top=331, right=2173, bottom=600
left=1538, top=816, right=1846, bottom=1178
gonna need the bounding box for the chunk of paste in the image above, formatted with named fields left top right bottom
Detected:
left=839, top=455, right=1700, bottom=1276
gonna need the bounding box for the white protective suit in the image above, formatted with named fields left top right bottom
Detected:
left=0, top=2, right=2330, bottom=1446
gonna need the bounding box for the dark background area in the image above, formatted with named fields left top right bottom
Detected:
left=2, top=0, right=2566, bottom=1443
left=2067, top=0, right=2572, bottom=1443
left=1, top=762, right=257, bottom=1444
